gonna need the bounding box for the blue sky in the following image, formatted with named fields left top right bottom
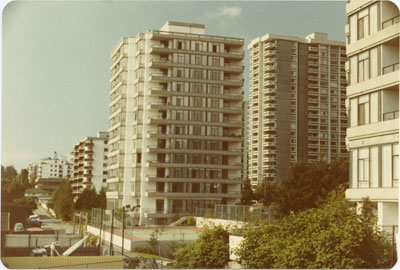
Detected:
left=2, top=1, right=347, bottom=170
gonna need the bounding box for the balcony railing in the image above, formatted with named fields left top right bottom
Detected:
left=383, top=110, right=399, bottom=121
left=382, top=63, right=399, bottom=75
left=382, top=15, right=400, bottom=29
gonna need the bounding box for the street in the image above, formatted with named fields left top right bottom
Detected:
left=33, top=205, right=75, bottom=234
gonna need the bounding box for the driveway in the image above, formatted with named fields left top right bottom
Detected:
left=34, top=206, right=75, bottom=234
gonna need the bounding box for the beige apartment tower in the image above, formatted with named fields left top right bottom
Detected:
left=344, top=0, right=399, bottom=229
left=71, top=132, right=109, bottom=198
left=248, top=33, right=348, bottom=187
left=107, top=22, right=245, bottom=225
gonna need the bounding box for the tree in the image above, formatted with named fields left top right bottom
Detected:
left=172, top=226, right=229, bottom=269
left=235, top=189, right=394, bottom=269
left=3, top=165, right=18, bottom=181
left=273, top=158, right=349, bottom=216
left=240, top=179, right=255, bottom=205
left=20, top=169, right=30, bottom=186
left=14, top=196, right=38, bottom=216
left=53, top=180, right=74, bottom=221
left=98, top=187, right=107, bottom=209
left=74, top=187, right=98, bottom=211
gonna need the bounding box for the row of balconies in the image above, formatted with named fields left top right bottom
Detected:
left=150, top=58, right=244, bottom=74
left=149, top=44, right=244, bottom=60
left=147, top=160, right=241, bottom=169
left=149, top=72, right=243, bottom=87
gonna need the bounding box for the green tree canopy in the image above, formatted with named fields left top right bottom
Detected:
left=98, top=187, right=107, bottom=209
left=53, top=180, right=74, bottom=221
left=3, top=165, right=18, bottom=181
left=235, top=190, right=394, bottom=269
left=74, top=187, right=99, bottom=211
left=240, top=179, right=255, bottom=205
left=14, top=196, right=38, bottom=216
left=261, top=158, right=349, bottom=216
left=172, top=226, right=230, bottom=269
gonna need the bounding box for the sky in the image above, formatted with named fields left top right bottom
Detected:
left=2, top=0, right=347, bottom=171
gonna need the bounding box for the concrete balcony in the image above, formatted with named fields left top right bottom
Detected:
left=147, top=117, right=243, bottom=128
left=145, top=189, right=241, bottom=199
left=346, top=187, right=398, bottom=202
left=149, top=73, right=243, bottom=87
left=147, top=102, right=243, bottom=114
left=147, top=145, right=242, bottom=156
left=146, top=160, right=242, bottom=170
left=146, top=176, right=241, bottom=184
left=149, top=44, right=244, bottom=60
left=149, top=30, right=244, bottom=46
left=347, top=119, right=399, bottom=147
left=347, top=18, right=399, bottom=56
left=147, top=131, right=242, bottom=142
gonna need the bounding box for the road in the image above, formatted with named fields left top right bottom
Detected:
left=33, top=205, right=75, bottom=234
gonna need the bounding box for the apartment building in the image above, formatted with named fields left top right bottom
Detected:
left=248, top=33, right=348, bottom=187
left=71, top=132, right=109, bottom=197
left=107, top=21, right=245, bottom=225
left=29, top=152, right=72, bottom=180
left=344, top=0, right=399, bottom=228
left=27, top=163, right=39, bottom=181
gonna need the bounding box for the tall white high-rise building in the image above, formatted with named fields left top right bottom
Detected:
left=107, top=21, right=245, bottom=225
left=71, top=132, right=109, bottom=197
left=344, top=0, right=399, bottom=228
left=248, top=33, right=348, bottom=187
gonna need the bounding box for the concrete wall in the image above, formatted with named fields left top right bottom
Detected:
left=276, top=40, right=292, bottom=181
left=4, top=233, right=81, bottom=248
left=229, top=235, right=244, bottom=260
left=1, top=256, right=124, bottom=269
left=195, top=217, right=247, bottom=230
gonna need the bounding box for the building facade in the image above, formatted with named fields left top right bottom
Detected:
left=344, top=0, right=399, bottom=228
left=71, top=132, right=109, bottom=197
left=29, top=152, right=72, bottom=180
left=248, top=33, right=348, bottom=187
left=106, top=21, right=245, bottom=225
left=27, top=163, right=40, bottom=181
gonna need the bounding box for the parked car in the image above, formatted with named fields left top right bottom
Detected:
left=14, top=222, right=25, bottom=232
left=26, top=215, right=42, bottom=228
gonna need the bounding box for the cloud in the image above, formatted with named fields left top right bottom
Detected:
left=219, top=6, right=242, bottom=18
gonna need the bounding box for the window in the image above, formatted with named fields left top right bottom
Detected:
left=178, top=41, right=184, bottom=50
left=358, top=147, right=369, bottom=183
left=357, top=95, right=369, bottom=125
left=393, top=144, right=399, bottom=187
left=176, top=110, right=183, bottom=120
left=210, top=85, right=219, bottom=94
left=212, top=57, right=219, bottom=67
left=193, top=111, right=202, bottom=121
left=176, top=97, right=183, bottom=106
left=358, top=51, right=369, bottom=82
left=194, top=84, right=202, bottom=93
left=176, top=83, right=184, bottom=92
left=178, top=54, right=185, bottom=64
left=195, top=42, right=202, bottom=51
left=194, top=69, right=202, bottom=79
left=211, top=71, right=219, bottom=80
left=177, top=68, right=185, bottom=78
left=211, top=127, right=218, bottom=136
left=211, top=113, right=219, bottom=122
left=195, top=56, right=202, bottom=65
left=193, top=98, right=202, bottom=107
left=210, top=99, right=219, bottom=108
left=357, top=9, right=369, bottom=40
left=193, top=126, right=201, bottom=135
